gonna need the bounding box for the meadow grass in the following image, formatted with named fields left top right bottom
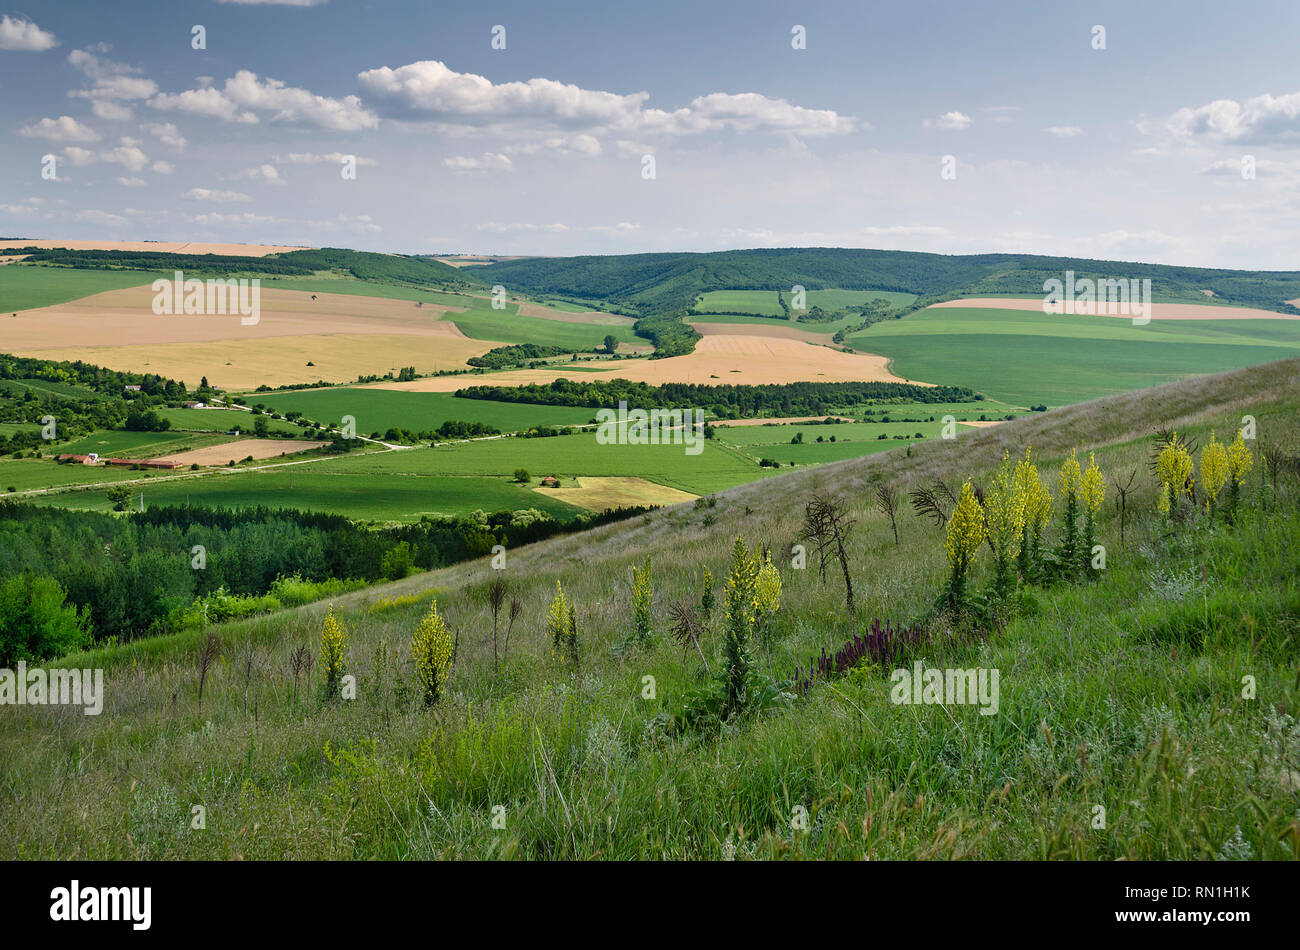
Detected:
left=1, top=359, right=1296, bottom=860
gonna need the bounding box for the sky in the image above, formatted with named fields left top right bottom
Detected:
left=1, top=0, right=1299, bottom=268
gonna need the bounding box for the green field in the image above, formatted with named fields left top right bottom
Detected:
left=313, top=433, right=770, bottom=496
left=0, top=265, right=164, bottom=311
left=850, top=308, right=1300, bottom=406
left=695, top=288, right=916, bottom=316
left=688, top=312, right=864, bottom=336
left=447, top=306, right=640, bottom=350
left=0, top=456, right=142, bottom=492
left=56, top=429, right=222, bottom=459
left=35, top=470, right=585, bottom=522
left=158, top=407, right=309, bottom=436
left=250, top=389, right=597, bottom=434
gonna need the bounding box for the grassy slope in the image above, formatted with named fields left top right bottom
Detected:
left=3, top=359, right=1297, bottom=859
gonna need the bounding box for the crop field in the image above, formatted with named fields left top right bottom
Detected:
left=55, top=429, right=224, bottom=459
left=312, top=432, right=772, bottom=496
left=0, top=456, right=143, bottom=492
left=849, top=307, right=1300, bottom=406
left=33, top=469, right=586, bottom=522
left=158, top=408, right=308, bottom=437
left=249, top=389, right=597, bottom=434
left=0, top=265, right=163, bottom=311
left=447, top=305, right=641, bottom=350
left=695, top=288, right=915, bottom=315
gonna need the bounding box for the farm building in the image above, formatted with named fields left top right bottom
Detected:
left=106, top=457, right=184, bottom=470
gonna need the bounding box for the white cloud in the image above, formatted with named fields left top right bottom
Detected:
left=357, top=60, right=853, bottom=136
left=1044, top=125, right=1082, bottom=138
left=1166, top=91, right=1300, bottom=144
left=241, top=163, right=284, bottom=184
left=273, top=151, right=377, bottom=166
left=19, top=115, right=100, bottom=142
left=444, top=152, right=513, bottom=172
left=99, top=142, right=150, bottom=172
left=144, top=122, right=187, bottom=150
left=116, top=176, right=146, bottom=187
left=504, top=133, right=602, bottom=157
left=91, top=100, right=134, bottom=120
left=192, top=211, right=280, bottom=227
left=476, top=221, right=640, bottom=234
left=184, top=188, right=253, bottom=203
left=74, top=209, right=126, bottom=227
left=152, top=160, right=175, bottom=174
left=152, top=70, right=377, bottom=130
left=0, top=15, right=57, bottom=51
left=923, top=111, right=972, bottom=130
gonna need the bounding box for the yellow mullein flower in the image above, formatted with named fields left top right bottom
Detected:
left=753, top=551, right=782, bottom=622
left=411, top=599, right=454, bottom=706
left=1081, top=452, right=1105, bottom=517
left=546, top=580, right=573, bottom=656
left=631, top=555, right=653, bottom=645
left=945, top=481, right=986, bottom=572
left=318, top=606, right=348, bottom=699
left=1156, top=434, right=1194, bottom=515
left=1199, top=431, right=1230, bottom=511
left=1058, top=449, right=1082, bottom=506
left=986, top=451, right=1026, bottom=562
left=1226, top=431, right=1253, bottom=486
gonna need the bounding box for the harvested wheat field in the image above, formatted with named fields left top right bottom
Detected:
left=6, top=286, right=497, bottom=388
left=0, top=239, right=309, bottom=256
left=533, top=475, right=696, bottom=510
left=931, top=297, right=1300, bottom=320
left=370, top=333, right=921, bottom=392
left=691, top=319, right=842, bottom=345
left=155, top=438, right=324, bottom=466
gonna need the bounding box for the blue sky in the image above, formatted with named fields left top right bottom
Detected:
left=2, top=0, right=1299, bottom=267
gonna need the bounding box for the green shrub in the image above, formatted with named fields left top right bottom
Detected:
left=0, top=574, right=92, bottom=664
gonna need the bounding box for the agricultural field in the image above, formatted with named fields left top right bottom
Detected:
left=312, top=431, right=772, bottom=497
left=849, top=306, right=1300, bottom=406
left=0, top=264, right=164, bottom=312
left=694, top=288, right=915, bottom=315
left=34, top=469, right=585, bottom=523
left=250, top=388, right=597, bottom=434
left=157, top=407, right=308, bottom=437
left=55, top=429, right=225, bottom=459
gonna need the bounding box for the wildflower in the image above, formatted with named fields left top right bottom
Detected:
left=1014, top=447, right=1052, bottom=582
left=631, top=555, right=653, bottom=646
left=1199, top=431, right=1230, bottom=515
left=984, top=452, right=1026, bottom=596
left=722, top=537, right=759, bottom=716
left=1080, top=451, right=1106, bottom=572
left=547, top=580, right=574, bottom=658
left=754, top=550, right=783, bottom=625
left=318, top=607, right=348, bottom=701
left=944, top=481, right=985, bottom=608
left=1225, top=430, right=1253, bottom=519
left=1156, top=434, right=1194, bottom=517
left=410, top=600, right=453, bottom=706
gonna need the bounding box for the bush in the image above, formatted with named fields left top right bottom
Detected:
left=380, top=542, right=413, bottom=581
left=0, top=574, right=92, bottom=664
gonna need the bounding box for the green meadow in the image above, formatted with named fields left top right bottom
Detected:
left=29, top=469, right=586, bottom=522
left=250, top=389, right=597, bottom=434
left=0, top=264, right=164, bottom=311
left=314, top=432, right=769, bottom=496
left=695, top=287, right=915, bottom=315
left=850, top=307, right=1300, bottom=406
left=56, top=429, right=222, bottom=459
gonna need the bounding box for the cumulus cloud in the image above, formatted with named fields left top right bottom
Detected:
left=1166, top=91, right=1300, bottom=144
left=116, top=176, right=146, bottom=187
left=151, top=70, right=377, bottom=130
left=152, top=160, right=175, bottom=174
left=444, top=152, right=513, bottom=172
left=357, top=60, right=853, bottom=136
left=184, top=188, right=253, bottom=203
left=241, top=163, right=284, bottom=184
left=273, top=151, right=378, bottom=166
left=74, top=209, right=126, bottom=227
left=0, top=15, right=57, bottom=51
left=923, top=111, right=972, bottom=130
left=504, top=133, right=602, bottom=157
left=56, top=139, right=151, bottom=172
left=1044, top=125, right=1082, bottom=138
left=20, top=115, right=100, bottom=142
left=144, top=122, right=187, bottom=150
